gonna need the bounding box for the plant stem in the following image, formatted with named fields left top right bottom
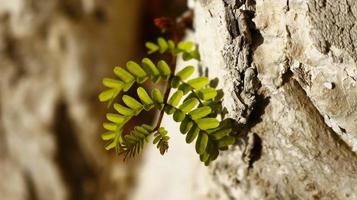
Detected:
left=153, top=56, right=177, bottom=131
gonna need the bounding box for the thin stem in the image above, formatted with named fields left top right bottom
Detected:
left=153, top=56, right=178, bottom=131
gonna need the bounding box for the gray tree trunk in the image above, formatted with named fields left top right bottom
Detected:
left=0, top=1, right=142, bottom=199
left=134, top=0, right=357, bottom=199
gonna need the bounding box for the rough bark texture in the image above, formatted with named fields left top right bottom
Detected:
left=191, top=0, right=357, bottom=199
left=133, top=0, right=357, bottom=199
left=0, top=0, right=142, bottom=199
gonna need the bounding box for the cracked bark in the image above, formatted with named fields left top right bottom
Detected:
left=189, top=0, right=357, bottom=199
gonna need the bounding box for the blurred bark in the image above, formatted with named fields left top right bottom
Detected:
left=0, top=0, right=142, bottom=199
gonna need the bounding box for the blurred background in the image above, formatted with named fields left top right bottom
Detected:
left=0, top=0, right=197, bottom=200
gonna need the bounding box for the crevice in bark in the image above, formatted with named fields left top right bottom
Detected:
left=24, top=172, right=38, bottom=200
left=291, top=79, right=356, bottom=154
left=53, top=102, right=98, bottom=200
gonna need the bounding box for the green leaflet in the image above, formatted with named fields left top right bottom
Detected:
left=105, top=141, right=117, bottom=150
left=196, top=118, right=220, bottom=130
left=137, top=87, right=154, bottom=107
left=153, top=127, right=169, bottom=155
left=103, top=122, right=117, bottom=131
left=152, top=89, right=163, bottom=104
left=98, top=89, right=117, bottom=102
left=178, top=83, right=191, bottom=94
left=142, top=58, right=160, bottom=83
left=114, top=103, right=135, bottom=116
left=171, top=77, right=181, bottom=88
left=157, top=60, right=171, bottom=80
left=186, top=125, right=199, bottom=144
left=101, top=132, right=116, bottom=140
left=122, top=95, right=143, bottom=112
left=180, top=116, right=193, bottom=134
left=106, top=113, right=126, bottom=124
left=217, top=136, right=235, bottom=148
left=142, top=124, right=154, bottom=132
left=196, top=133, right=208, bottom=154
left=168, top=40, right=175, bottom=51
left=126, top=61, right=148, bottom=83
left=157, top=37, right=168, bottom=53
left=114, top=67, right=135, bottom=83
left=176, top=66, right=195, bottom=81
left=178, top=41, right=194, bottom=52
left=187, top=77, right=209, bottom=89
left=168, top=90, right=183, bottom=107
left=189, top=106, right=212, bottom=120
left=152, top=89, right=164, bottom=110
left=198, top=88, right=217, bottom=100
left=145, top=41, right=159, bottom=54
left=102, top=78, right=124, bottom=89
left=173, top=110, right=185, bottom=122
left=179, top=98, right=199, bottom=113
left=210, top=128, right=232, bottom=140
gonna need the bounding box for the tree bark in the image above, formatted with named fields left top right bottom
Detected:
left=192, top=0, right=357, bottom=199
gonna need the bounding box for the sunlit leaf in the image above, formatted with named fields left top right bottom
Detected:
left=101, top=132, right=116, bottom=140
left=102, top=78, right=124, bottom=89
left=98, top=89, right=117, bottom=102
left=189, top=106, right=212, bottom=120
left=157, top=37, right=168, bottom=53
left=198, top=88, right=217, bottom=100
left=173, top=110, right=185, bottom=122
left=106, top=113, right=126, bottom=124
left=122, top=95, right=143, bottom=112
left=179, top=98, right=199, bottom=113
left=186, top=125, right=199, bottom=144
left=137, top=87, right=154, bottom=106
left=196, top=133, right=208, bottom=154
left=145, top=42, right=159, bottom=54
left=142, top=58, right=160, bottom=83
left=176, top=66, right=195, bottom=81
left=180, top=116, right=193, bottom=134
left=217, top=136, right=235, bottom=148
left=168, top=90, right=183, bottom=107
left=157, top=60, right=171, bottom=80
left=196, top=118, right=219, bottom=130
left=187, top=77, right=209, bottom=89
left=126, top=61, right=148, bottom=83
left=114, top=103, right=135, bottom=116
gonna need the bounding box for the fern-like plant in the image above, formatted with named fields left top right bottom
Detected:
left=98, top=37, right=235, bottom=166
